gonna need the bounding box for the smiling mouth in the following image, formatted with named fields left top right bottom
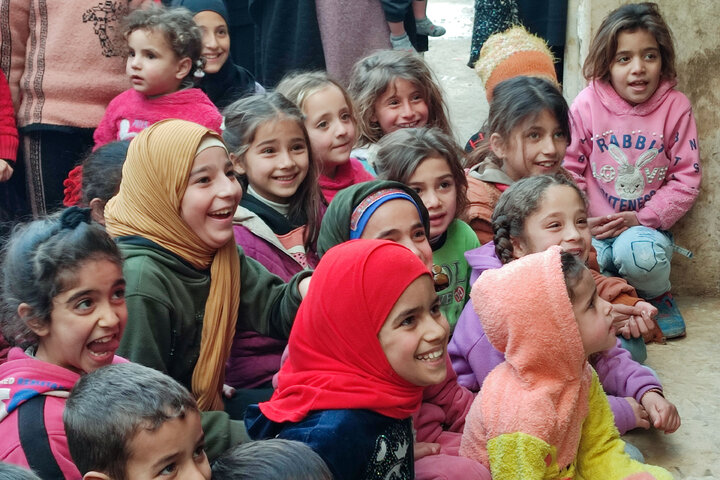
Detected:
left=274, top=174, right=297, bottom=182
left=415, top=348, right=444, bottom=361
left=536, top=160, right=557, bottom=168
left=397, top=121, right=419, bottom=128
left=87, top=334, right=119, bottom=357
left=208, top=208, right=233, bottom=219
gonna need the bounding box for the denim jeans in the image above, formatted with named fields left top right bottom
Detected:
left=592, top=226, right=673, bottom=299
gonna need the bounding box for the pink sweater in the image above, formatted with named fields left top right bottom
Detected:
left=94, top=88, right=222, bottom=149
left=564, top=80, right=701, bottom=230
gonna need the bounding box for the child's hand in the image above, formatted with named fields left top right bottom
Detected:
left=414, top=441, right=440, bottom=460
left=222, top=383, right=236, bottom=399
left=589, top=212, right=639, bottom=239
left=0, top=161, right=13, bottom=182
left=626, top=397, right=650, bottom=430
left=298, top=275, right=312, bottom=299
left=612, top=303, right=656, bottom=341
left=641, top=391, right=681, bottom=434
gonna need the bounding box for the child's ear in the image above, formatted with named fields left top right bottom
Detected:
left=83, top=472, right=111, bottom=480
left=89, top=198, right=106, bottom=225
left=175, top=56, right=193, bottom=80
left=18, top=303, right=49, bottom=337
left=489, top=132, right=507, bottom=159
left=509, top=236, right=528, bottom=259
left=229, top=152, right=246, bottom=175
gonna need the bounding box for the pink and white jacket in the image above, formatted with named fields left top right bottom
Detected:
left=564, top=79, right=701, bottom=230
left=93, top=88, right=222, bottom=149
left=0, top=348, right=125, bottom=478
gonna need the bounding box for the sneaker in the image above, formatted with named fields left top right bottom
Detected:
left=648, top=292, right=686, bottom=339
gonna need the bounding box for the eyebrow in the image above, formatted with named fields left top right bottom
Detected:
left=64, top=279, right=126, bottom=305
left=585, top=287, right=598, bottom=310
left=392, top=306, right=423, bottom=324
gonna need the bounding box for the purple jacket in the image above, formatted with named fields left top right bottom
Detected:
left=228, top=208, right=319, bottom=389
left=448, top=242, right=662, bottom=434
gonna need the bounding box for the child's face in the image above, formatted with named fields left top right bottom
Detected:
left=126, top=28, right=189, bottom=97
left=33, top=259, right=126, bottom=375
left=233, top=119, right=309, bottom=204
left=571, top=269, right=616, bottom=357
left=360, top=199, right=433, bottom=270
left=303, top=85, right=356, bottom=177
left=371, top=78, right=429, bottom=135
left=124, top=410, right=211, bottom=480
left=180, top=146, right=242, bottom=249
left=490, top=109, right=566, bottom=181
left=610, top=28, right=662, bottom=106
left=512, top=185, right=590, bottom=261
left=378, top=275, right=449, bottom=387
left=407, top=156, right=457, bottom=239
left=193, top=11, right=230, bottom=75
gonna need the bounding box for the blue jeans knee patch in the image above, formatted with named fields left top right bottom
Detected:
left=630, top=240, right=658, bottom=272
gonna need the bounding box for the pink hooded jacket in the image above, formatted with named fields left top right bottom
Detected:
left=564, top=80, right=700, bottom=230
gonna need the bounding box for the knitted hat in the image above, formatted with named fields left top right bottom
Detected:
left=475, top=26, right=558, bottom=102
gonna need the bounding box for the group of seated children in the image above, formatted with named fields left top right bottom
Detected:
left=0, top=2, right=700, bottom=479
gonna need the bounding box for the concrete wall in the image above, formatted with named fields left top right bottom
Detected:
left=563, top=0, right=720, bottom=296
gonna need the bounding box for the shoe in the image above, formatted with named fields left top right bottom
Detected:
left=648, top=292, right=686, bottom=339
left=390, top=33, right=416, bottom=53
left=415, top=18, right=446, bottom=37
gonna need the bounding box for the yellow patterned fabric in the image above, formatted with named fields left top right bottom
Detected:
left=105, top=119, right=240, bottom=411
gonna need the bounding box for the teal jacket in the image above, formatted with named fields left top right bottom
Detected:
left=116, top=236, right=309, bottom=459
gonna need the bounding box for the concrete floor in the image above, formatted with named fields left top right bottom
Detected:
left=424, top=2, right=719, bottom=478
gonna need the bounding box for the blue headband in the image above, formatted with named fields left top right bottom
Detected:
left=349, top=189, right=423, bottom=240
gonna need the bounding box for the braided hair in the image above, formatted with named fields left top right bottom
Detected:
left=492, top=174, right=585, bottom=264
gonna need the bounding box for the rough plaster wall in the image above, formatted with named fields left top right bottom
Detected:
left=564, top=0, right=720, bottom=295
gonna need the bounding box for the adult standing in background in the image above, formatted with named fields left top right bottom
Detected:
left=468, top=0, right=518, bottom=68
left=516, top=0, right=568, bottom=82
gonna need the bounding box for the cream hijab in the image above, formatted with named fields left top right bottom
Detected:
left=105, top=119, right=240, bottom=411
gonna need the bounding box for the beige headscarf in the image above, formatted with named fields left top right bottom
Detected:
left=105, top=119, right=240, bottom=411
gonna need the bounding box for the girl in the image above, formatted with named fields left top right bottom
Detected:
left=449, top=175, right=679, bottom=438
left=459, top=247, right=673, bottom=479
left=173, top=0, right=262, bottom=109
left=0, top=207, right=127, bottom=478
left=221, top=93, right=324, bottom=400
left=375, top=127, right=479, bottom=330
left=348, top=50, right=452, bottom=170
left=93, top=5, right=222, bottom=149
left=103, top=119, right=311, bottom=460
left=245, top=239, right=452, bottom=480
left=276, top=71, right=375, bottom=202
left=464, top=75, right=571, bottom=245
left=563, top=3, right=701, bottom=339
left=316, top=180, right=490, bottom=480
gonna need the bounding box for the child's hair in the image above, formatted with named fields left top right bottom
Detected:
left=560, top=250, right=587, bottom=303
left=582, top=2, right=676, bottom=82
left=0, top=462, right=41, bottom=480
left=348, top=50, right=451, bottom=145
left=64, top=362, right=198, bottom=479
left=123, top=4, right=204, bottom=87
left=276, top=70, right=357, bottom=125
left=374, top=127, right=469, bottom=217
left=82, top=140, right=130, bottom=205
left=491, top=174, right=585, bottom=265
left=0, top=207, right=122, bottom=348
left=222, top=92, right=324, bottom=249
left=466, top=75, right=570, bottom=168
left=211, top=439, right=333, bottom=480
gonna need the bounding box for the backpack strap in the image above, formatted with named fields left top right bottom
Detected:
left=17, top=394, right=65, bottom=479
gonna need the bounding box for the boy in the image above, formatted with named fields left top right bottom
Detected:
left=63, top=363, right=211, bottom=480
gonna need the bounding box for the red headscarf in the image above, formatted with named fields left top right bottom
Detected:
left=260, top=239, right=431, bottom=423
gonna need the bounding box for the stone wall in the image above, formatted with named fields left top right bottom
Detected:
left=563, top=0, right=720, bottom=295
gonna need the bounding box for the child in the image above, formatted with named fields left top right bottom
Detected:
left=173, top=0, right=262, bottom=109
left=276, top=71, right=375, bottom=202
left=211, top=439, right=333, bottom=480
left=375, top=127, right=479, bottom=330
left=245, top=239, right=450, bottom=480
left=62, top=141, right=129, bottom=224
left=563, top=3, right=701, bottom=339
left=103, top=119, right=311, bottom=458
left=0, top=207, right=127, bottom=478
left=93, top=5, right=222, bottom=149
left=221, top=93, right=324, bottom=400
left=64, top=362, right=211, bottom=480
left=381, top=0, right=446, bottom=51
left=449, top=175, right=679, bottom=438
left=459, top=247, right=673, bottom=479
left=464, top=75, right=571, bottom=245
left=348, top=50, right=451, bottom=170
left=315, top=180, right=490, bottom=480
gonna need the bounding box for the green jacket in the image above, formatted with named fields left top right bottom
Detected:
left=116, top=236, right=309, bottom=459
